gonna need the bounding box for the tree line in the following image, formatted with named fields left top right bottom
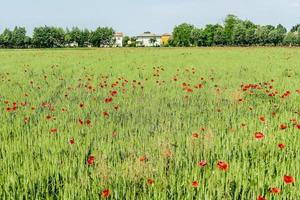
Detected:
left=0, top=15, right=300, bottom=48
left=0, top=26, right=114, bottom=48
left=170, top=15, right=300, bottom=47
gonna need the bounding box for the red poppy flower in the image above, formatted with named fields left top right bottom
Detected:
left=278, top=143, right=285, bottom=149
left=255, top=132, right=264, bottom=140
left=70, top=138, right=75, bottom=145
left=139, top=155, right=147, bottom=162
left=101, top=188, right=110, bottom=198
left=270, top=187, right=281, bottom=194
left=198, top=160, right=207, bottom=167
left=86, top=119, right=91, bottom=125
left=217, top=161, right=229, bottom=171
left=103, top=111, right=109, bottom=117
left=192, top=133, right=199, bottom=138
left=283, top=175, right=295, bottom=184
left=280, top=124, right=287, bottom=130
left=79, top=103, right=84, bottom=108
left=87, top=155, right=95, bottom=166
left=111, top=90, right=118, bottom=96
left=50, top=128, right=57, bottom=133
left=147, top=178, right=155, bottom=185
left=296, top=124, right=300, bottom=129
left=186, top=88, right=193, bottom=92
left=192, top=181, right=199, bottom=188
left=105, top=97, right=113, bottom=103
left=259, top=116, right=265, bottom=122
left=257, top=195, right=266, bottom=200
left=79, top=119, right=83, bottom=125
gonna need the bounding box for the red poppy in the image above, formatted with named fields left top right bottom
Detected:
left=186, top=88, right=193, bottom=92
left=278, top=143, right=285, bottom=149
left=103, top=111, right=109, bottom=117
left=79, top=119, right=83, bottom=125
left=255, top=132, right=264, bottom=140
left=86, top=119, right=91, bottom=125
left=270, top=187, right=281, bottom=194
left=296, top=124, right=300, bottom=129
left=105, top=97, right=113, bottom=103
left=198, top=160, right=207, bottom=167
left=70, top=138, right=75, bottom=145
left=192, top=133, right=199, bottom=138
left=192, top=181, right=199, bottom=188
left=283, top=175, right=295, bottom=184
left=139, top=155, right=147, bottom=162
left=111, top=90, right=118, bottom=96
left=259, top=116, right=265, bottom=122
left=217, top=161, right=229, bottom=171
left=50, top=128, right=57, bottom=133
left=87, top=155, right=95, bottom=166
left=280, top=124, right=287, bottom=130
left=257, top=195, right=266, bottom=200
left=101, top=188, right=110, bottom=198
left=147, top=178, right=155, bottom=185
left=79, top=103, right=84, bottom=108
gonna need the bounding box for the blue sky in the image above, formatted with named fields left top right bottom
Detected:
left=0, top=0, right=300, bottom=36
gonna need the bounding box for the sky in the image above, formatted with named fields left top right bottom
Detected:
left=0, top=0, right=300, bottom=36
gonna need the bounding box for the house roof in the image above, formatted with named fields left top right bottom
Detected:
left=114, top=32, right=123, bottom=37
left=138, top=32, right=160, bottom=37
left=162, top=33, right=171, bottom=36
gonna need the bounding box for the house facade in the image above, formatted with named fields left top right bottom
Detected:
left=114, top=32, right=123, bottom=47
left=136, top=32, right=161, bottom=47
left=161, top=33, right=171, bottom=46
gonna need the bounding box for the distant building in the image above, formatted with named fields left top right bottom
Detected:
left=161, top=33, right=171, bottom=46
left=136, top=32, right=161, bottom=47
left=114, top=32, right=123, bottom=47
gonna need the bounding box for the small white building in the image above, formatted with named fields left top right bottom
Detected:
left=136, top=32, right=161, bottom=47
left=114, top=32, right=123, bottom=47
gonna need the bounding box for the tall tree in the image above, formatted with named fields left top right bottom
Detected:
left=90, top=27, right=114, bottom=47
left=32, top=26, right=65, bottom=48
left=172, top=23, right=194, bottom=47
left=0, top=28, right=13, bottom=48
left=11, top=27, right=27, bottom=48
left=224, top=14, right=241, bottom=45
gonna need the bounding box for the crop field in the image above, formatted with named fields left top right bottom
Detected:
left=0, top=47, right=299, bottom=200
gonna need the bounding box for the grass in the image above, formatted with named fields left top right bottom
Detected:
left=0, top=47, right=299, bottom=199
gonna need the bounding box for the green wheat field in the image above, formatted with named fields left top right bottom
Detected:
left=0, top=48, right=299, bottom=200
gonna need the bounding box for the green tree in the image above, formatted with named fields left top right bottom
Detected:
left=11, top=27, right=27, bottom=48
left=32, top=26, right=65, bottom=48
left=172, top=23, right=194, bottom=47
left=224, top=14, right=241, bottom=44
left=283, top=32, right=297, bottom=46
left=0, top=28, right=13, bottom=48
left=190, top=28, right=205, bottom=46
left=90, top=27, right=114, bottom=47
left=232, top=23, right=247, bottom=45
left=291, top=24, right=300, bottom=32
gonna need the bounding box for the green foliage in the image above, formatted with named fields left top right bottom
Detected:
left=32, top=26, right=65, bottom=48
left=172, top=23, right=194, bottom=47
left=90, top=27, right=114, bottom=47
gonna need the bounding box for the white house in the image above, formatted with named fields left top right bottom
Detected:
left=114, top=32, right=123, bottom=47
left=136, top=32, right=161, bottom=47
